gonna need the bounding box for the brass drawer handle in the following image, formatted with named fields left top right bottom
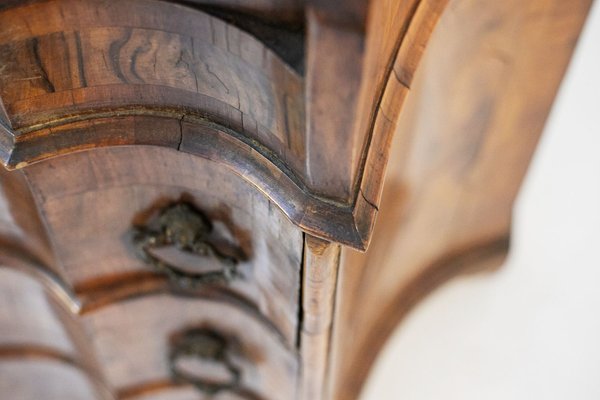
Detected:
left=169, top=328, right=241, bottom=395
left=132, top=203, right=242, bottom=287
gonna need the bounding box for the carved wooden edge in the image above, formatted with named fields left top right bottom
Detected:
left=329, top=236, right=510, bottom=400
left=0, top=344, right=115, bottom=400
left=0, top=241, right=115, bottom=399
left=117, top=379, right=264, bottom=400
left=298, top=235, right=341, bottom=400
left=0, top=236, right=294, bottom=349
left=0, top=239, right=298, bottom=399
left=0, top=112, right=369, bottom=248
left=75, top=271, right=295, bottom=352
left=0, top=238, right=80, bottom=314
left=328, top=0, right=595, bottom=395
left=356, top=0, right=449, bottom=214
left=0, top=0, right=449, bottom=251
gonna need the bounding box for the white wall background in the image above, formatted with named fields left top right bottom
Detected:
left=362, top=2, right=600, bottom=399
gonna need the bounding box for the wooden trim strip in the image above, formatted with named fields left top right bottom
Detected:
left=74, top=271, right=294, bottom=351
left=118, top=379, right=265, bottom=400
left=6, top=113, right=368, bottom=248
left=0, top=345, right=115, bottom=400
left=0, top=240, right=81, bottom=314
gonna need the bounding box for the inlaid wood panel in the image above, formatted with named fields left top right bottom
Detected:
left=0, top=0, right=593, bottom=399
left=83, top=294, right=297, bottom=400
left=0, top=0, right=305, bottom=176
left=23, top=145, right=303, bottom=345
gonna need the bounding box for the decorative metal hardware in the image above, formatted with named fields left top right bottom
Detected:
left=132, top=203, right=242, bottom=287
left=169, top=328, right=242, bottom=395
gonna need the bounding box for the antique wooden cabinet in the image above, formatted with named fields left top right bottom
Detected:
left=0, top=0, right=592, bottom=399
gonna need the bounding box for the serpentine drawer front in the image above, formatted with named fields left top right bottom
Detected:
left=22, top=146, right=303, bottom=346
left=0, top=0, right=591, bottom=399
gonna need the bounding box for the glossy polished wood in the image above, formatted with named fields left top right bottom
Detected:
left=0, top=0, right=592, bottom=399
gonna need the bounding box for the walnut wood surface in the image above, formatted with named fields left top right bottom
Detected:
left=0, top=268, right=111, bottom=399
left=0, top=0, right=448, bottom=249
left=0, top=0, right=593, bottom=399
left=0, top=361, right=107, bottom=399
left=0, top=0, right=304, bottom=171
left=85, top=295, right=297, bottom=399
left=298, top=235, right=340, bottom=400
left=0, top=142, right=304, bottom=399
left=23, top=145, right=303, bottom=345
left=329, top=0, right=593, bottom=398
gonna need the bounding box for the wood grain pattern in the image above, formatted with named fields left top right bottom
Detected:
left=23, top=145, right=303, bottom=346
left=83, top=294, right=297, bottom=400
left=0, top=268, right=75, bottom=356
left=328, top=0, right=593, bottom=398
left=0, top=0, right=305, bottom=174
left=0, top=0, right=593, bottom=399
left=298, top=235, right=340, bottom=400
left=0, top=165, right=55, bottom=268
left=0, top=117, right=306, bottom=398
left=0, top=0, right=451, bottom=249
left=0, top=268, right=111, bottom=399
left=0, top=360, right=107, bottom=400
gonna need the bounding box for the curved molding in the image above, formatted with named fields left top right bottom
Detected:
left=117, top=380, right=186, bottom=400
left=118, top=379, right=265, bottom=400
left=356, top=0, right=450, bottom=223
left=5, top=111, right=367, bottom=248
left=0, top=240, right=81, bottom=314
left=0, top=0, right=449, bottom=250
left=346, top=236, right=510, bottom=400
left=0, top=345, right=114, bottom=399
left=0, top=240, right=291, bottom=351
left=75, top=271, right=293, bottom=351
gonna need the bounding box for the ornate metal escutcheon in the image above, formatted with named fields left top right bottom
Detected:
left=132, top=202, right=244, bottom=287
left=169, top=328, right=242, bottom=395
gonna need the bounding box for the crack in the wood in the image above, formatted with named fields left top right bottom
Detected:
left=282, top=93, right=292, bottom=148
left=360, top=189, right=378, bottom=211
left=206, top=63, right=230, bottom=95
left=378, top=105, right=394, bottom=125
left=175, top=47, right=201, bottom=93
left=177, top=114, right=184, bottom=150
left=152, top=48, right=158, bottom=76
left=392, top=67, right=411, bottom=90
left=101, top=50, right=109, bottom=70
left=295, top=233, right=306, bottom=350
